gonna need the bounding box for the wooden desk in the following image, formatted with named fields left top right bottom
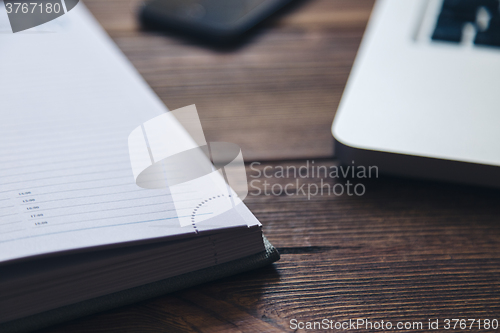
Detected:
left=40, top=0, right=500, bottom=331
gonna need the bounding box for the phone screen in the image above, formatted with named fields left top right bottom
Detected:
left=148, top=0, right=268, bottom=25
left=141, top=0, right=293, bottom=42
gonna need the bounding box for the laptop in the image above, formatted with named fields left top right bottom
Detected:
left=332, top=0, right=500, bottom=188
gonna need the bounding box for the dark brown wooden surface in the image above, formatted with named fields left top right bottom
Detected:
left=39, top=0, right=500, bottom=332
left=83, top=0, right=372, bottom=161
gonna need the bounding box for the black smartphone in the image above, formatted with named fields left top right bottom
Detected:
left=139, top=0, right=295, bottom=44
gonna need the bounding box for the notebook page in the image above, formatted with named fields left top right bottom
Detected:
left=0, top=3, right=258, bottom=263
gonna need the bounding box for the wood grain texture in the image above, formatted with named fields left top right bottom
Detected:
left=83, top=0, right=373, bottom=161
left=39, top=160, right=500, bottom=333
left=36, top=0, right=500, bottom=332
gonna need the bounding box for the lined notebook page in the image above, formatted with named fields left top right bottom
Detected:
left=0, top=3, right=257, bottom=263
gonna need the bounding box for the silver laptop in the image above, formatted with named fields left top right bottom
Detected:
left=332, top=0, right=500, bottom=187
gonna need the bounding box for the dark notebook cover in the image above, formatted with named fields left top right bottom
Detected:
left=1, top=235, right=279, bottom=333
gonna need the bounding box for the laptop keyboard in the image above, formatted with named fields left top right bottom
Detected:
left=432, top=0, right=500, bottom=47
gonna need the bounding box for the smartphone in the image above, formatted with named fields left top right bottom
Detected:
left=139, top=0, right=295, bottom=43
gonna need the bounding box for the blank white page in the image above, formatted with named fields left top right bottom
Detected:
left=0, top=3, right=258, bottom=263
